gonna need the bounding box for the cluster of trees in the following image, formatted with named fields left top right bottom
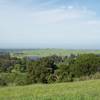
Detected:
left=0, top=52, right=100, bottom=86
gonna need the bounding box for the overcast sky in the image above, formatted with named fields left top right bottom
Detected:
left=0, top=0, right=100, bottom=49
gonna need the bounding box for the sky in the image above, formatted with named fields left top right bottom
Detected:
left=0, top=0, right=100, bottom=49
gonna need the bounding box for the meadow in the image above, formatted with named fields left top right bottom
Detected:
left=11, top=49, right=100, bottom=57
left=0, top=79, right=100, bottom=100
left=1, top=49, right=100, bottom=100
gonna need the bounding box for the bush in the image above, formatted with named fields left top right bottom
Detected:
left=56, top=64, right=74, bottom=82
left=0, top=73, right=27, bottom=86
left=79, top=76, right=90, bottom=81
left=14, top=73, right=27, bottom=86
left=0, top=73, right=17, bottom=84
left=0, top=78, right=7, bottom=86
left=91, top=72, right=100, bottom=80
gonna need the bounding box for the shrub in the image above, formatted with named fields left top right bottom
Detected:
left=91, top=72, right=100, bottom=80
left=56, top=64, right=74, bottom=82
left=0, top=77, right=7, bottom=86
left=0, top=73, right=17, bottom=84
left=14, top=73, right=27, bottom=86
left=0, top=73, right=27, bottom=86
left=79, top=76, right=90, bottom=81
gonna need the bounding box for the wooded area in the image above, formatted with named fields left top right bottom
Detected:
left=0, top=52, right=100, bottom=86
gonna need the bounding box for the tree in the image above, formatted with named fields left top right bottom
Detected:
left=27, top=57, right=57, bottom=84
left=72, top=54, right=100, bottom=77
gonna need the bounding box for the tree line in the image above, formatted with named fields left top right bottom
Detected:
left=0, top=52, right=100, bottom=86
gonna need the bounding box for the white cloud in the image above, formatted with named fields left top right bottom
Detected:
left=30, top=6, right=97, bottom=24
left=0, top=2, right=100, bottom=48
left=68, top=5, right=74, bottom=9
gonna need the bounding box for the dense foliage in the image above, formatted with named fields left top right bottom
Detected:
left=0, top=52, right=100, bottom=86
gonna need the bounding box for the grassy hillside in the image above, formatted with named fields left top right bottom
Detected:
left=0, top=80, right=100, bottom=100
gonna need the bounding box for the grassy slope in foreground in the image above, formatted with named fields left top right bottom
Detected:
left=0, top=80, right=100, bottom=100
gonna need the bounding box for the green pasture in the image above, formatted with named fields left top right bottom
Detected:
left=11, top=49, right=100, bottom=57
left=0, top=79, right=100, bottom=100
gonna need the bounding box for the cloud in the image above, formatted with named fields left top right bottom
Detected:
left=0, top=0, right=100, bottom=48
left=68, top=5, right=74, bottom=9
left=30, top=6, right=97, bottom=24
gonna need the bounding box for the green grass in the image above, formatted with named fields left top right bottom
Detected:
left=11, top=49, right=100, bottom=58
left=0, top=79, right=100, bottom=100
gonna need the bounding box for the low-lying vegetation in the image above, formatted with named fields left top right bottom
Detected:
left=0, top=79, right=100, bottom=100
left=0, top=52, right=100, bottom=86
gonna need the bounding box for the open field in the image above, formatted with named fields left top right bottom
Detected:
left=10, top=49, right=100, bottom=57
left=0, top=79, right=100, bottom=100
